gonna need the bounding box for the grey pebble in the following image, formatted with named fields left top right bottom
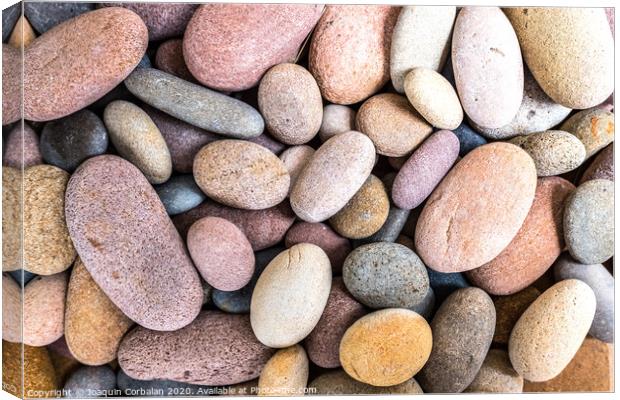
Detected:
left=8, top=269, right=37, bottom=286
left=24, top=2, right=95, bottom=34
left=64, top=365, right=116, bottom=398
left=154, top=175, right=206, bottom=216
left=427, top=268, right=470, bottom=306
left=2, top=2, right=20, bottom=42
left=453, top=122, right=487, bottom=157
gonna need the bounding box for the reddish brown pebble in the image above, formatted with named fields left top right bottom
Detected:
left=285, top=222, right=352, bottom=274
left=492, top=286, right=541, bottom=345
left=580, top=144, right=613, bottom=183
left=3, top=123, right=42, bottom=169
left=467, top=177, right=575, bottom=295
left=155, top=39, right=195, bottom=82
left=2, top=44, right=20, bottom=125
left=23, top=273, right=68, bottom=347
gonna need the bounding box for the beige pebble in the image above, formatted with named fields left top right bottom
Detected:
left=2, top=167, right=21, bottom=272
left=279, top=145, right=315, bottom=195
left=23, top=273, right=68, bottom=346
left=2, top=274, right=21, bottom=343
left=319, top=104, right=356, bottom=142
left=560, top=108, right=614, bottom=159
left=310, top=370, right=423, bottom=394
left=258, top=345, right=309, bottom=396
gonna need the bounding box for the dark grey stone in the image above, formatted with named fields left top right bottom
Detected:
left=3, top=2, right=20, bottom=42
left=8, top=269, right=37, bottom=285
left=154, top=175, right=206, bottom=216
left=453, top=122, right=487, bottom=157
left=24, top=2, right=94, bottom=34
left=427, top=267, right=470, bottom=306
left=117, top=370, right=212, bottom=397
left=64, top=365, right=116, bottom=398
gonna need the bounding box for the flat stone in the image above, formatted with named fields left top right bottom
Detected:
left=154, top=174, right=206, bottom=216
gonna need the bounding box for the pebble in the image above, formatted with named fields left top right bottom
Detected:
left=2, top=2, right=20, bottom=41
left=415, top=143, right=537, bottom=272
left=24, top=165, right=76, bottom=275
left=65, top=155, right=203, bottom=331
left=343, top=243, right=430, bottom=310
left=466, top=177, right=575, bottom=295
left=116, top=370, right=211, bottom=397
left=510, top=130, right=586, bottom=176
left=553, top=254, right=614, bottom=343
left=563, top=179, right=614, bottom=264
left=40, top=109, right=109, bottom=172
left=2, top=342, right=58, bottom=398
left=184, top=4, right=323, bottom=91
left=2, top=44, right=20, bottom=125
left=509, top=279, right=596, bottom=382
left=492, top=287, right=540, bottom=345
left=580, top=144, right=613, bottom=183
left=154, top=175, right=206, bottom=216
left=390, top=6, right=456, bottom=93
left=279, top=145, right=315, bottom=194
left=290, top=131, right=376, bottom=222
left=304, top=278, right=366, bottom=368
left=560, top=108, right=614, bottom=159
left=426, top=268, right=470, bottom=306
left=124, top=68, right=264, bottom=139
left=2, top=274, right=21, bottom=343
left=319, top=105, right=356, bottom=142
left=118, top=311, right=275, bottom=385
left=356, top=93, right=433, bottom=157
left=258, top=345, right=309, bottom=396
left=65, top=258, right=133, bottom=366
left=24, top=7, right=148, bottom=122
left=187, top=217, right=255, bottom=291
left=2, top=167, right=20, bottom=272
left=452, top=7, right=523, bottom=129
left=505, top=8, right=613, bottom=109
left=329, top=175, right=390, bottom=239
left=392, top=130, right=460, bottom=209
left=309, top=5, right=400, bottom=104
left=8, top=15, right=36, bottom=49
left=251, top=244, right=331, bottom=348
left=24, top=2, right=95, bottom=33
left=353, top=205, right=411, bottom=246
left=3, top=123, right=42, bottom=169
left=471, top=69, right=572, bottom=139
left=64, top=365, right=116, bottom=398
left=404, top=67, right=463, bottom=129
left=155, top=39, right=195, bottom=81
left=258, top=63, right=323, bottom=145
left=101, top=3, right=198, bottom=41
left=285, top=223, right=351, bottom=274
left=22, top=273, right=67, bottom=347
left=193, top=140, right=290, bottom=210
left=340, top=308, right=432, bottom=387
left=310, top=370, right=423, bottom=394
left=464, top=350, right=523, bottom=393
left=104, top=100, right=172, bottom=184
left=173, top=200, right=295, bottom=251
left=248, top=133, right=287, bottom=155
left=417, top=288, right=495, bottom=393
left=212, top=247, right=284, bottom=314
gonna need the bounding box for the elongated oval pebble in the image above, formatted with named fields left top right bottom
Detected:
left=510, top=131, right=585, bottom=176
left=258, top=345, right=309, bottom=396
left=560, top=108, right=614, bottom=159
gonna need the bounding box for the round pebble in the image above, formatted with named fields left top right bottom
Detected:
left=560, top=108, right=614, bottom=159
left=492, top=287, right=540, bottom=345
left=154, top=175, right=206, bottom=216
left=319, top=105, right=356, bottom=142
left=24, top=2, right=94, bottom=33
left=464, top=350, right=523, bottom=393
left=193, top=140, right=290, bottom=210
left=279, top=145, right=315, bottom=194
left=510, top=130, right=586, bottom=176
left=258, top=345, right=309, bottom=396
left=2, top=274, right=21, bottom=343
left=356, top=93, right=433, bottom=157
left=64, top=365, right=116, bottom=398
left=2, top=167, right=21, bottom=272
left=340, top=308, right=432, bottom=387
left=4, top=123, right=43, bottom=169
left=23, top=273, right=67, bottom=347
left=285, top=222, right=351, bottom=274
left=580, top=144, right=613, bottom=183
left=2, top=342, right=58, bottom=398
left=155, top=39, right=195, bottom=81
left=310, top=370, right=423, bottom=394
left=563, top=179, right=614, bottom=264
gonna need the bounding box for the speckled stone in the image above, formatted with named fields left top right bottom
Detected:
left=553, top=254, right=614, bottom=343
left=523, top=337, right=613, bottom=392
left=40, top=110, right=108, bottom=172
left=279, top=145, right=315, bottom=194
left=154, top=175, right=206, bottom=216
left=466, top=177, right=575, bottom=295
left=417, top=288, right=496, bottom=393
left=343, top=243, right=429, bottom=310
left=48, top=342, right=81, bottom=386
left=8, top=15, right=37, bottom=48
left=340, top=308, right=432, bottom=387
left=309, top=370, right=424, bottom=394
left=65, top=155, right=203, bottom=331
left=193, top=140, right=290, bottom=210
left=24, top=7, right=148, bottom=122
left=415, top=143, right=537, bottom=273
left=184, top=4, right=323, bottom=92
left=392, top=130, right=460, bottom=210
left=22, top=273, right=67, bottom=347
left=65, top=258, right=133, bottom=366
left=470, top=69, right=572, bottom=139
left=390, top=6, right=456, bottom=93
left=118, top=311, right=275, bottom=385
left=117, top=369, right=211, bottom=396
left=304, top=278, right=367, bottom=368
left=155, top=39, right=195, bottom=82
left=2, top=2, right=20, bottom=41
left=100, top=3, right=198, bottom=41
left=24, top=165, right=76, bottom=275
left=290, top=131, right=376, bottom=222
left=2, top=274, right=21, bottom=343
left=356, top=93, right=433, bottom=157
left=251, top=244, right=332, bottom=348
left=510, top=130, right=586, bottom=176
left=2, top=167, right=21, bottom=272
left=143, top=105, right=220, bottom=174
left=452, top=7, right=523, bottom=129
left=564, top=179, right=614, bottom=264
left=2, top=44, right=20, bottom=125
left=64, top=365, right=116, bottom=398
left=258, top=63, right=322, bottom=145
left=319, top=105, right=356, bottom=142
left=3, top=123, right=42, bottom=169
left=505, top=8, right=613, bottom=109
left=285, top=223, right=351, bottom=274
left=125, top=68, right=264, bottom=139
left=212, top=247, right=284, bottom=314
left=560, top=108, right=614, bottom=159
left=3, top=341, right=58, bottom=398
left=426, top=268, right=470, bottom=306
left=24, top=2, right=95, bottom=34
left=258, top=345, right=309, bottom=396
left=509, top=279, right=596, bottom=382
left=309, top=5, right=399, bottom=104
left=580, top=144, right=613, bottom=183
left=464, top=350, right=523, bottom=393
left=492, top=287, right=540, bottom=345
left=173, top=200, right=295, bottom=251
